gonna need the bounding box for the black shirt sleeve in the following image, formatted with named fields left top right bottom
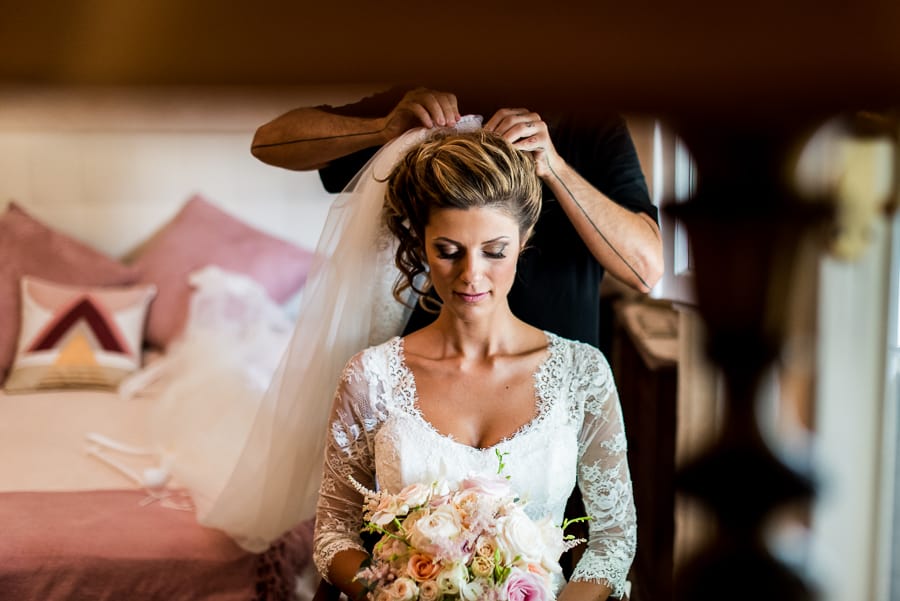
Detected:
left=549, top=113, right=658, bottom=223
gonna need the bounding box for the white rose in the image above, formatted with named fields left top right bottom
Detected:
left=432, top=479, right=452, bottom=498
left=536, top=516, right=566, bottom=574
left=436, top=562, right=467, bottom=595
left=409, top=505, right=463, bottom=552
left=459, top=578, right=489, bottom=601
left=495, top=510, right=542, bottom=564
left=387, top=577, right=419, bottom=601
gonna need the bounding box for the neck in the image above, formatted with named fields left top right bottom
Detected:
left=430, top=302, right=523, bottom=359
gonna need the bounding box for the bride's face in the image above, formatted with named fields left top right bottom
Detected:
left=423, top=206, right=522, bottom=317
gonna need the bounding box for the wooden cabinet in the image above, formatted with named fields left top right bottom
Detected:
left=610, top=301, right=679, bottom=601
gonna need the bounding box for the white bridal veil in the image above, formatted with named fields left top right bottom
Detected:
left=193, top=116, right=483, bottom=552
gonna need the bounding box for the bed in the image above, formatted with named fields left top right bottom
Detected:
left=0, top=197, right=318, bottom=600
left=0, top=87, right=353, bottom=600
left=0, top=388, right=314, bottom=601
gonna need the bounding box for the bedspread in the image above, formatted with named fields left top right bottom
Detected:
left=0, top=489, right=313, bottom=600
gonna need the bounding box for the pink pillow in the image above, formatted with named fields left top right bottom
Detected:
left=130, top=195, right=315, bottom=348
left=0, top=203, right=139, bottom=383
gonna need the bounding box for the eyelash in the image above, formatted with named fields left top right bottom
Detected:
left=436, top=250, right=506, bottom=260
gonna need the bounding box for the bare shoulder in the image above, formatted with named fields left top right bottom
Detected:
left=398, top=327, right=436, bottom=359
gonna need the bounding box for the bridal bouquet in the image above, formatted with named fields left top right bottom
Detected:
left=350, top=459, right=585, bottom=601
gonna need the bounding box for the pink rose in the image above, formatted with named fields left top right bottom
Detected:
left=504, top=570, right=550, bottom=601
left=460, top=473, right=512, bottom=498
left=398, top=483, right=432, bottom=508
left=371, top=494, right=409, bottom=526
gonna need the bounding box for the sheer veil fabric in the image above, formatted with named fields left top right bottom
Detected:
left=200, top=116, right=483, bottom=552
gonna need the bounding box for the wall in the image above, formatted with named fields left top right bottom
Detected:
left=0, top=86, right=376, bottom=257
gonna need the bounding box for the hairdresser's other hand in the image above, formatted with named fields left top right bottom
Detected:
left=484, top=108, right=561, bottom=179
left=382, top=88, right=461, bottom=141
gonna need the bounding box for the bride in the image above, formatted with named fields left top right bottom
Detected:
left=313, top=130, right=635, bottom=601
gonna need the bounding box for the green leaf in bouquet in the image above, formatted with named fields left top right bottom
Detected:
left=495, top=449, right=510, bottom=475
left=561, top=515, right=593, bottom=531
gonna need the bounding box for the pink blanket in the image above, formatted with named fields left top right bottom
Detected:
left=0, top=489, right=313, bottom=601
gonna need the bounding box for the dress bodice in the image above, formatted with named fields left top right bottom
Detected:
left=313, top=333, right=636, bottom=599
left=373, top=336, right=578, bottom=527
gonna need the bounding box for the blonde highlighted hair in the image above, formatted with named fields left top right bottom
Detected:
left=383, top=129, right=542, bottom=310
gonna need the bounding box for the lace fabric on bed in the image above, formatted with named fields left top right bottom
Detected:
left=314, top=334, right=637, bottom=598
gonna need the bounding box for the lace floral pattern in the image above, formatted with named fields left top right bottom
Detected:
left=313, top=333, right=636, bottom=598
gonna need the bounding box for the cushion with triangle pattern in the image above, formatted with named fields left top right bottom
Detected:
left=4, top=276, right=156, bottom=392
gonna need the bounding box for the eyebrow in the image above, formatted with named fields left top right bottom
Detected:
left=432, top=236, right=512, bottom=246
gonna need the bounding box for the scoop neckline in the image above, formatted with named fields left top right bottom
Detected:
left=393, top=331, right=558, bottom=452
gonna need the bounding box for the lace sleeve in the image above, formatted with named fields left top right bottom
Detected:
left=312, top=353, right=379, bottom=581
left=570, top=346, right=637, bottom=599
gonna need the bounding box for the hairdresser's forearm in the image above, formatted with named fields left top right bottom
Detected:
left=545, top=159, right=663, bottom=293
left=251, top=107, right=389, bottom=171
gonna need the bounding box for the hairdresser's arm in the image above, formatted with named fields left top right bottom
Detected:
left=486, top=109, right=663, bottom=293
left=251, top=88, right=461, bottom=171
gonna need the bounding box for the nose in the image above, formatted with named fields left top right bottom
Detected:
left=460, top=254, right=484, bottom=286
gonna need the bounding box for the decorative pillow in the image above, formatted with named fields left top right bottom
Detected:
left=4, top=277, right=156, bottom=392
left=0, top=203, right=139, bottom=383
left=129, top=195, right=315, bottom=349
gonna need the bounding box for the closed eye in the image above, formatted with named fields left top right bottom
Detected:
left=483, top=243, right=509, bottom=259
left=435, top=244, right=462, bottom=260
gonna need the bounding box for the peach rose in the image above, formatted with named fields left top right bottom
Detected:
left=475, top=536, right=497, bottom=558
left=407, top=553, right=441, bottom=582
left=418, top=580, right=441, bottom=601
left=386, top=577, right=419, bottom=601
left=471, top=555, right=494, bottom=578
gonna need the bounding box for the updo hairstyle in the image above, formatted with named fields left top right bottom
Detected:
left=383, top=129, right=542, bottom=308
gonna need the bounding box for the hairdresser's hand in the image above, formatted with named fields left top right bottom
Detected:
left=484, top=108, right=562, bottom=179
left=382, top=88, right=461, bottom=141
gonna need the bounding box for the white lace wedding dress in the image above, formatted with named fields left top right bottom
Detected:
left=313, top=332, right=636, bottom=599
